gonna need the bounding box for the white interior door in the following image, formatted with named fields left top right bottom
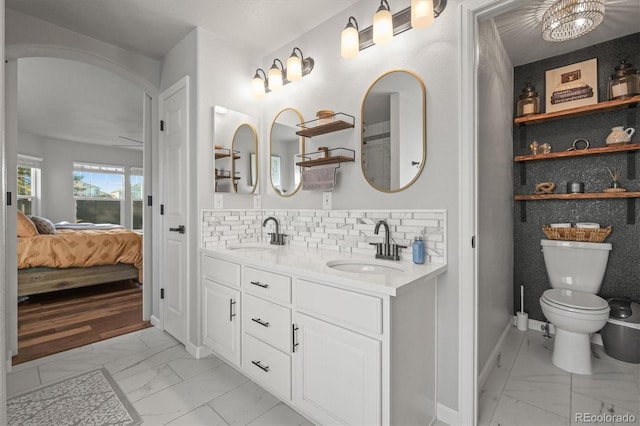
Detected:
left=159, top=76, right=189, bottom=344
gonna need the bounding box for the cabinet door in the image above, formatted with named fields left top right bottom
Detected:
left=203, top=278, right=240, bottom=366
left=294, top=313, right=381, bottom=426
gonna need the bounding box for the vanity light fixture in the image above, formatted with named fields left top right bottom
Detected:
left=340, top=0, right=447, bottom=57
left=251, top=68, right=268, bottom=98
left=542, top=0, right=605, bottom=42
left=251, top=49, right=315, bottom=98
left=341, top=17, right=360, bottom=58
left=411, top=0, right=435, bottom=29
left=268, top=59, right=284, bottom=91
left=373, top=0, right=393, bottom=45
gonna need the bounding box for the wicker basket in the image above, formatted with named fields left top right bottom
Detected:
left=542, top=225, right=612, bottom=243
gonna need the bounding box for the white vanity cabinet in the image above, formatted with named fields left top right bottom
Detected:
left=241, top=267, right=293, bottom=401
left=201, top=254, right=241, bottom=366
left=200, top=248, right=442, bottom=425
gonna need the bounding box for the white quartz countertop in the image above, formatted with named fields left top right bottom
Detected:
left=201, top=244, right=447, bottom=296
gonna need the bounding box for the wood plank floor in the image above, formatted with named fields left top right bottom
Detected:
left=13, top=280, right=151, bottom=365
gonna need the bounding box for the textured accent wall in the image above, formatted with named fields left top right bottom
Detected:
left=513, top=33, right=640, bottom=321
left=202, top=209, right=446, bottom=264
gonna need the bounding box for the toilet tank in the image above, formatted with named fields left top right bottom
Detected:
left=541, top=239, right=612, bottom=293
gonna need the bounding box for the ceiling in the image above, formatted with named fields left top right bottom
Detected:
left=7, top=0, right=640, bottom=149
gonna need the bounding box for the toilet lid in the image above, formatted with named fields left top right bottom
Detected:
left=542, top=289, right=609, bottom=311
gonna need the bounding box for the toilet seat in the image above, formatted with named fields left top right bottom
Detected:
left=541, top=289, right=609, bottom=314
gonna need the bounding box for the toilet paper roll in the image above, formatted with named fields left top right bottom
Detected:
left=517, top=312, right=529, bottom=331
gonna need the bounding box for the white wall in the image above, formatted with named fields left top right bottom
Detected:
left=17, top=132, right=143, bottom=223
left=476, top=19, right=514, bottom=377
left=5, top=8, right=160, bottom=91
left=194, top=0, right=462, bottom=411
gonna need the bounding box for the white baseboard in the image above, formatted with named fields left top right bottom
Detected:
left=185, top=342, right=211, bottom=359
left=512, top=316, right=602, bottom=346
left=150, top=314, right=161, bottom=328
left=478, top=320, right=512, bottom=390
left=437, top=403, right=459, bottom=426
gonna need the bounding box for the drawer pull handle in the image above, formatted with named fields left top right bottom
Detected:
left=250, top=281, right=269, bottom=289
left=251, top=360, right=270, bottom=372
left=229, top=299, right=236, bottom=322
left=251, top=318, right=270, bottom=327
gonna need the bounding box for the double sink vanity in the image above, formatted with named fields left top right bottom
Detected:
left=200, top=227, right=446, bottom=425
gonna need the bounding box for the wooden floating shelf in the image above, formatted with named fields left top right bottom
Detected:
left=214, top=149, right=240, bottom=160
left=296, top=113, right=355, bottom=138
left=296, top=155, right=355, bottom=168
left=514, top=95, right=640, bottom=126
left=514, top=192, right=640, bottom=201
left=515, top=143, right=640, bottom=162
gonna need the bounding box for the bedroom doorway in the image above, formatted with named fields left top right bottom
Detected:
left=6, top=54, right=156, bottom=361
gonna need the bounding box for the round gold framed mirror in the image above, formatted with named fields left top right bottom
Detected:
left=361, top=70, right=426, bottom=192
left=269, top=108, right=305, bottom=197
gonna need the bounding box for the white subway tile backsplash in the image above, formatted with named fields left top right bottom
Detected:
left=201, top=209, right=446, bottom=264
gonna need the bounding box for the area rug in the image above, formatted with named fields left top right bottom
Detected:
left=7, top=368, right=141, bottom=426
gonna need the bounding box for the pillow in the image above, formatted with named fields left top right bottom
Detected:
left=29, top=215, right=56, bottom=235
left=17, top=210, right=38, bottom=237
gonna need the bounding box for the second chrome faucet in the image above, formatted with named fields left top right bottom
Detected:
left=263, top=216, right=287, bottom=245
left=370, top=219, right=406, bottom=261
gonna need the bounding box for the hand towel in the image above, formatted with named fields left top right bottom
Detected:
left=302, top=167, right=335, bottom=191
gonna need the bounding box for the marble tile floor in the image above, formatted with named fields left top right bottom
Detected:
left=479, top=326, right=640, bottom=426
left=6, top=327, right=314, bottom=426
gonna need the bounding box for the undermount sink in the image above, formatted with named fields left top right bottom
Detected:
left=326, top=259, right=406, bottom=274
left=226, top=244, right=275, bottom=253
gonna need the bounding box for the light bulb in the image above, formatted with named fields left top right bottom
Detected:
left=268, top=63, right=283, bottom=91
left=287, top=53, right=302, bottom=82
left=341, top=18, right=359, bottom=58
left=373, top=2, right=393, bottom=45
left=251, top=73, right=265, bottom=98
left=411, top=0, right=434, bottom=29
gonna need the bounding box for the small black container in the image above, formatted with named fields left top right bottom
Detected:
left=601, top=298, right=640, bottom=363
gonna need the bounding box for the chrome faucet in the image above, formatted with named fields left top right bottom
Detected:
left=263, top=216, right=286, bottom=245
left=370, top=219, right=406, bottom=261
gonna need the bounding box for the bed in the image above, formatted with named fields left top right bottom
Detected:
left=17, top=212, right=143, bottom=297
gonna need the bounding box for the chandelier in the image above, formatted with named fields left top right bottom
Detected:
left=542, top=0, right=605, bottom=42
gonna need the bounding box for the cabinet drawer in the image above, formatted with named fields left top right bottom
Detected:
left=244, top=294, right=292, bottom=353
left=202, top=254, right=240, bottom=288
left=243, top=267, right=291, bottom=303
left=243, top=333, right=291, bottom=401
left=297, top=279, right=383, bottom=335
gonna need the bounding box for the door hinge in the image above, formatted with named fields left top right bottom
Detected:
left=160, top=204, right=164, bottom=215
left=6, top=192, right=12, bottom=206
left=161, top=288, right=165, bottom=299
left=147, top=195, right=152, bottom=207
left=160, top=120, right=165, bottom=131
left=471, top=236, right=476, bottom=248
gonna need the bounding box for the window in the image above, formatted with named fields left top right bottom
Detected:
left=131, top=167, right=143, bottom=230
left=17, top=154, right=42, bottom=216
left=73, top=163, right=124, bottom=224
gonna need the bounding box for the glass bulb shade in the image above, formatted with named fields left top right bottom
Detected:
left=287, top=54, right=302, bottom=82
left=411, top=0, right=435, bottom=29
left=251, top=76, right=265, bottom=98
left=542, top=0, right=605, bottom=42
left=373, top=8, right=393, bottom=45
left=268, top=66, right=283, bottom=91
left=341, top=25, right=360, bottom=58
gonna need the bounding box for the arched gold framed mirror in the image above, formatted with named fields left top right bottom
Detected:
left=269, top=108, right=304, bottom=197
left=361, top=69, right=426, bottom=192
left=231, top=123, right=258, bottom=194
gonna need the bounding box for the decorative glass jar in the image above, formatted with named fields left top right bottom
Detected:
left=608, top=60, right=640, bottom=100
left=516, top=83, right=540, bottom=117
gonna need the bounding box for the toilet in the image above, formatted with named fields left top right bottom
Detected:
left=539, top=239, right=611, bottom=375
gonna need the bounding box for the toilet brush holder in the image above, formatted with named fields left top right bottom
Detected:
left=517, top=312, right=529, bottom=331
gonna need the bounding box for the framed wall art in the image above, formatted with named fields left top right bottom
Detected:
left=545, top=58, right=598, bottom=113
